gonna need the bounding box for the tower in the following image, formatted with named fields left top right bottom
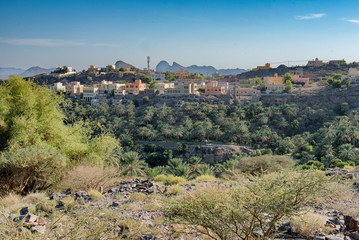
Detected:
left=147, top=56, right=150, bottom=72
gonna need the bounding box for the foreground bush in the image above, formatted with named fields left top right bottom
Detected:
left=291, top=213, right=326, bottom=238
left=153, top=174, right=187, bottom=185
left=57, top=165, right=117, bottom=192
left=165, top=170, right=325, bottom=240
left=235, top=155, right=295, bottom=175
left=0, top=146, right=67, bottom=194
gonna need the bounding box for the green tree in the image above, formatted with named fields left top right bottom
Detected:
left=284, top=80, right=292, bottom=93
left=119, top=151, right=147, bottom=177
left=283, top=73, right=292, bottom=82
left=165, top=70, right=175, bottom=81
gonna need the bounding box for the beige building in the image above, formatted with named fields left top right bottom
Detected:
left=307, top=58, right=325, bottom=67
left=98, top=80, right=124, bottom=94
left=263, top=73, right=284, bottom=93
left=66, top=81, right=83, bottom=96
left=51, top=82, right=66, bottom=92
left=165, top=82, right=199, bottom=95
left=329, top=60, right=346, bottom=65
left=83, top=86, right=99, bottom=101
left=125, top=79, right=146, bottom=95
left=239, top=79, right=258, bottom=88
left=205, top=81, right=227, bottom=95
left=155, top=82, right=174, bottom=94
left=233, top=87, right=261, bottom=100
left=174, top=68, right=189, bottom=79
left=348, top=68, right=359, bottom=84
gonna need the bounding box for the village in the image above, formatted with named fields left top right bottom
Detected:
left=48, top=57, right=359, bottom=106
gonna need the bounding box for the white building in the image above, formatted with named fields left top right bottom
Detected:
left=348, top=68, right=359, bottom=84
left=83, top=86, right=99, bottom=101
left=150, top=73, right=166, bottom=81
left=51, top=82, right=66, bottom=92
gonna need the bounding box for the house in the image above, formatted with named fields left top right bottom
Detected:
left=263, top=73, right=284, bottom=93
left=307, top=58, right=325, bottom=67
left=347, top=68, right=359, bottom=84
left=165, top=82, right=199, bottom=95
left=329, top=60, right=346, bottom=65
left=291, top=75, right=310, bottom=87
left=289, top=68, right=304, bottom=78
left=150, top=73, right=166, bottom=81
left=205, top=81, right=227, bottom=95
left=174, top=68, right=189, bottom=79
left=155, top=82, right=174, bottom=94
left=239, top=79, right=258, bottom=88
left=125, top=79, right=146, bottom=95
left=65, top=81, right=83, bottom=96
left=233, top=87, right=261, bottom=100
left=88, top=65, right=100, bottom=75
left=98, top=80, right=124, bottom=94
left=83, top=86, right=99, bottom=101
left=212, top=72, right=222, bottom=78
left=252, top=63, right=270, bottom=71
left=51, top=82, right=66, bottom=92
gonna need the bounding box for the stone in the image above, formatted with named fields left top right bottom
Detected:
left=17, top=227, right=31, bottom=235
left=350, top=232, right=359, bottom=240
left=20, top=207, right=29, bottom=216
left=65, top=188, right=72, bottom=195
left=111, top=201, right=120, bottom=207
left=349, top=218, right=358, bottom=231
left=37, top=216, right=46, bottom=226
left=31, top=225, right=46, bottom=234
left=25, top=214, right=38, bottom=224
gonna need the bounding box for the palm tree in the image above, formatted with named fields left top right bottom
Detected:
left=198, top=164, right=215, bottom=176
left=166, top=158, right=191, bottom=179
left=120, top=151, right=147, bottom=177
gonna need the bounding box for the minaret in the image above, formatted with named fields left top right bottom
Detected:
left=147, top=56, right=150, bottom=72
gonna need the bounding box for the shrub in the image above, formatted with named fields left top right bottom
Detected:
left=194, top=175, right=217, bottom=182
left=129, top=192, right=147, bottom=202
left=62, top=196, right=76, bottom=211
left=58, top=165, right=117, bottom=192
left=153, top=174, right=187, bottom=185
left=302, top=160, right=325, bottom=170
left=88, top=189, right=102, bottom=201
left=0, top=146, right=67, bottom=194
left=165, top=170, right=325, bottom=240
left=167, top=185, right=184, bottom=195
left=236, top=155, right=295, bottom=175
left=146, top=166, right=164, bottom=178
left=291, top=213, right=326, bottom=238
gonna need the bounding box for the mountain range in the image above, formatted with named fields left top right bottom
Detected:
left=0, top=66, right=55, bottom=79
left=156, top=61, right=249, bottom=76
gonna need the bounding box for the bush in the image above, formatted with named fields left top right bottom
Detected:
left=291, top=213, right=326, bottom=238
left=58, top=165, right=117, bottom=192
left=302, top=160, right=325, bottom=170
left=88, top=189, right=102, bottom=201
left=194, top=175, right=217, bottom=182
left=167, top=185, right=184, bottom=195
left=153, top=174, right=187, bottom=185
left=0, top=146, right=67, bottom=194
left=165, top=170, right=325, bottom=240
left=236, top=155, right=295, bottom=175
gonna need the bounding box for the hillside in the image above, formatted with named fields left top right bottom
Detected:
left=0, top=66, right=54, bottom=79
left=156, top=60, right=248, bottom=76
left=114, top=60, right=137, bottom=69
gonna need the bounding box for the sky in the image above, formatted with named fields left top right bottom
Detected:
left=0, top=0, right=359, bottom=70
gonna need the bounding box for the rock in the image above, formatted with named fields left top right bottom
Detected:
left=350, top=232, right=359, bottom=240
left=111, top=201, right=120, bottom=207
left=65, top=188, right=72, bottom=195
left=20, top=207, right=29, bottom=216
left=49, top=192, right=66, bottom=200
left=349, top=218, right=358, bottom=231
left=17, top=227, right=31, bottom=235
left=37, top=216, right=46, bottom=226
left=325, top=235, right=345, bottom=240
left=25, top=214, right=38, bottom=224
left=314, top=237, right=326, bottom=240
left=31, top=225, right=46, bottom=234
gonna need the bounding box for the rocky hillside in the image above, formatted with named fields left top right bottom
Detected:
left=114, top=60, right=137, bottom=69
left=156, top=60, right=248, bottom=76
left=0, top=66, right=54, bottom=79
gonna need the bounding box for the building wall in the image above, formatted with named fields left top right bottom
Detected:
left=125, top=79, right=146, bottom=95
left=205, top=82, right=226, bottom=95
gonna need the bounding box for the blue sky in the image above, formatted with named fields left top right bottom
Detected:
left=1, top=0, right=359, bottom=70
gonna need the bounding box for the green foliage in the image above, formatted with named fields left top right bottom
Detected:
left=153, top=174, right=187, bottom=185
left=166, top=158, right=191, bottom=179
left=283, top=72, right=292, bottom=82
left=142, top=75, right=153, bottom=84
left=165, top=70, right=175, bottom=81
left=235, top=155, right=295, bottom=175
left=165, top=170, right=325, bottom=240
left=0, top=146, right=66, bottom=194
left=284, top=80, right=292, bottom=93
left=119, top=151, right=147, bottom=177
left=302, top=160, right=325, bottom=170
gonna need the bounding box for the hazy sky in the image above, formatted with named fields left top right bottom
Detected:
left=1, top=0, right=359, bottom=70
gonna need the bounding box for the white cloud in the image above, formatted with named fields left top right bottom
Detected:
left=295, top=13, right=326, bottom=20
left=0, top=37, right=85, bottom=46
left=346, top=19, right=359, bottom=24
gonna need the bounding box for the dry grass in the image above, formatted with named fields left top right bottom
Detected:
left=153, top=174, right=187, bottom=185
left=194, top=175, right=217, bottom=182
left=167, top=185, right=184, bottom=195
left=129, top=192, right=148, bottom=202
left=56, top=165, right=118, bottom=192
left=291, top=212, right=326, bottom=238
left=88, top=189, right=102, bottom=201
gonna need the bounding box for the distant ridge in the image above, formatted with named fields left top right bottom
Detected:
left=156, top=60, right=249, bottom=76
left=0, top=66, right=54, bottom=79
left=114, top=60, right=137, bottom=69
